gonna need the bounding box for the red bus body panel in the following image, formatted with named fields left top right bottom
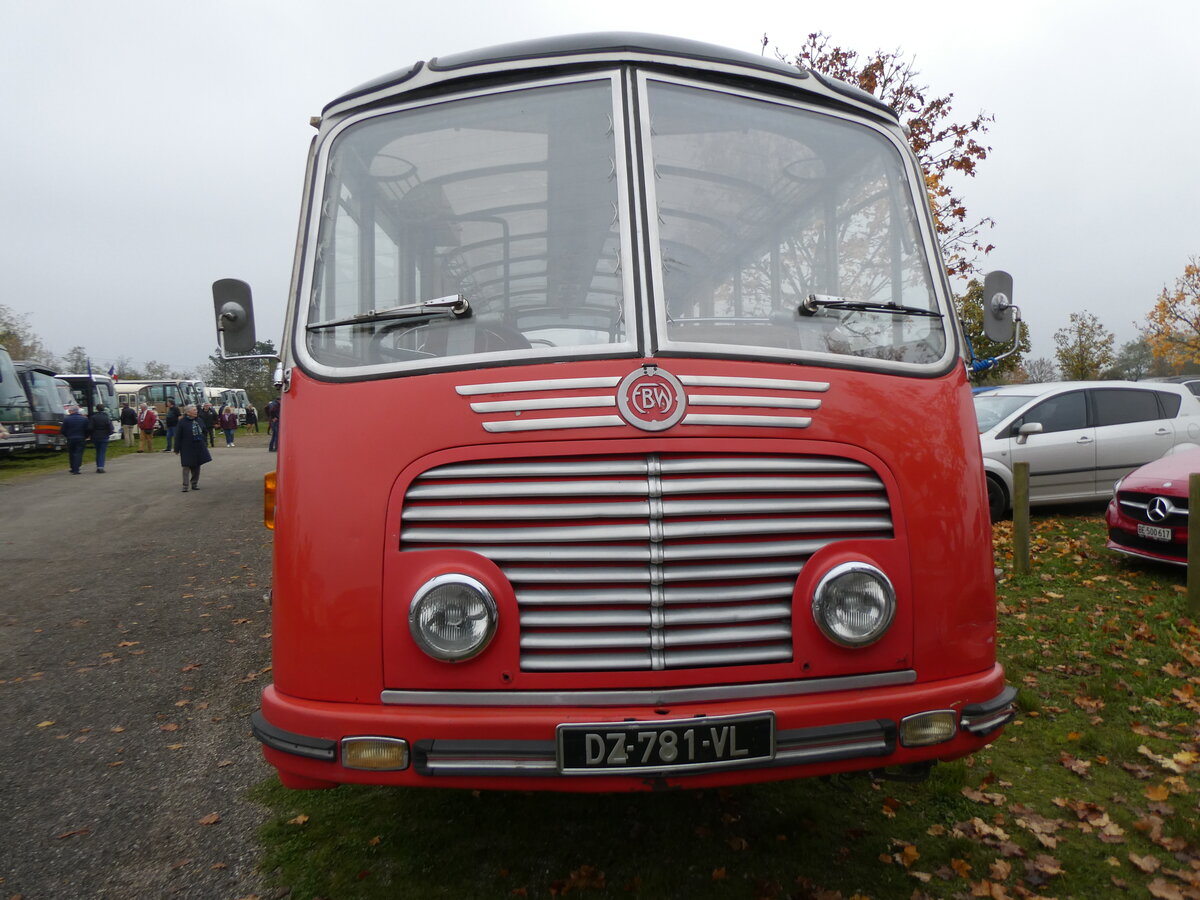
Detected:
left=258, top=358, right=1006, bottom=790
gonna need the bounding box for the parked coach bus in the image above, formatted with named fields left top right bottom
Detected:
left=116, top=379, right=204, bottom=430
left=206, top=386, right=248, bottom=424
left=58, top=373, right=122, bottom=440
left=216, top=34, right=1018, bottom=793
left=14, top=361, right=73, bottom=450
left=0, top=346, right=35, bottom=454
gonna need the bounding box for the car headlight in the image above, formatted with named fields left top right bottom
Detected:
left=409, top=574, right=497, bottom=662
left=811, top=562, right=896, bottom=647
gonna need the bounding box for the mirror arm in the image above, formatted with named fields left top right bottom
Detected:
left=216, top=326, right=280, bottom=362
left=969, top=307, right=1024, bottom=374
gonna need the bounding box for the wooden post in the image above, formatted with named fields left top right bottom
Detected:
left=1013, top=462, right=1031, bottom=575
left=1189, top=473, right=1200, bottom=615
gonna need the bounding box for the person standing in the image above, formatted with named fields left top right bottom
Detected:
left=119, top=402, right=138, bottom=447
left=59, top=405, right=91, bottom=474
left=266, top=397, right=281, bottom=452
left=89, top=404, right=112, bottom=473
left=199, top=403, right=218, bottom=448
left=244, top=403, right=259, bottom=433
left=174, top=404, right=212, bottom=491
left=219, top=406, right=238, bottom=447
left=163, top=399, right=181, bottom=453
left=137, top=403, right=158, bottom=452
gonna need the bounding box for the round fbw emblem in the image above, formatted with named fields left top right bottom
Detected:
left=617, top=367, right=687, bottom=431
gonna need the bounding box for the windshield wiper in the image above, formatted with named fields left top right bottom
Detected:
left=307, top=294, right=471, bottom=332
left=798, top=293, right=943, bottom=319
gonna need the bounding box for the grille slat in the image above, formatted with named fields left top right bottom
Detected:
left=400, top=453, right=893, bottom=672
left=517, top=582, right=796, bottom=605
left=521, top=623, right=793, bottom=651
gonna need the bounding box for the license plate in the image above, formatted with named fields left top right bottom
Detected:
left=557, top=713, right=774, bottom=774
left=1137, top=523, right=1172, bottom=542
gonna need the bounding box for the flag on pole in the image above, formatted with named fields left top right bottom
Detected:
left=87, top=358, right=94, bottom=379
left=108, top=365, right=117, bottom=381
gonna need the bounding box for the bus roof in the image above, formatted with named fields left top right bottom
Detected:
left=12, top=360, right=57, bottom=376
left=321, top=32, right=895, bottom=125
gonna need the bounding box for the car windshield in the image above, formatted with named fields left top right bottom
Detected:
left=973, top=393, right=1036, bottom=433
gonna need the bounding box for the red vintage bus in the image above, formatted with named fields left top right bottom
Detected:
left=217, top=33, right=1017, bottom=791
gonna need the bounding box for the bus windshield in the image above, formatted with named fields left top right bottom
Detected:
left=302, top=76, right=945, bottom=374
left=0, top=348, right=33, bottom=427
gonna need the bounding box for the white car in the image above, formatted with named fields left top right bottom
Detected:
left=974, top=381, right=1200, bottom=519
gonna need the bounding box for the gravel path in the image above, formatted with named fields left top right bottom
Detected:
left=1, top=436, right=278, bottom=899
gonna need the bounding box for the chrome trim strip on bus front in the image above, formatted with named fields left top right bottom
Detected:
left=410, top=717, right=895, bottom=777
left=381, top=670, right=916, bottom=706
left=682, top=414, right=811, bottom=428
left=483, top=415, right=626, bottom=433
left=689, top=394, right=821, bottom=409
left=678, top=375, right=830, bottom=392
left=457, top=376, right=622, bottom=395
left=457, top=373, right=831, bottom=433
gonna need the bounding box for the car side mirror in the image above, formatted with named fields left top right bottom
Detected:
left=1015, top=421, right=1043, bottom=445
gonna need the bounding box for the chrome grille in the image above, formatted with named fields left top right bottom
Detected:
left=401, top=454, right=893, bottom=672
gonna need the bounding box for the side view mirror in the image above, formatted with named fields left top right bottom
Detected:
left=1015, top=421, right=1043, bottom=445
left=212, top=278, right=258, bottom=355
left=982, top=270, right=1016, bottom=343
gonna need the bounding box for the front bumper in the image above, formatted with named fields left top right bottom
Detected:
left=1105, top=500, right=1186, bottom=566
left=253, top=665, right=1014, bottom=791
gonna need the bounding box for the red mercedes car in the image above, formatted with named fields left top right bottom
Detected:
left=1105, top=447, right=1200, bottom=566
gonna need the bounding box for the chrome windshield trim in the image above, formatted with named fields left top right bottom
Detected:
left=381, top=670, right=916, bottom=707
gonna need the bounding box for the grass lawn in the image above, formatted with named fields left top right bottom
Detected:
left=249, top=513, right=1200, bottom=898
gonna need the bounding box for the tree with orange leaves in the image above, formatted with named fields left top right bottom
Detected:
left=1142, top=257, right=1200, bottom=370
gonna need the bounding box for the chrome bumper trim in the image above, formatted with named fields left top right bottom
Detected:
left=412, top=719, right=895, bottom=777
left=381, top=670, right=916, bottom=707
left=959, top=685, right=1018, bottom=736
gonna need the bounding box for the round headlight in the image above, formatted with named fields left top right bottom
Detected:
left=811, top=562, right=896, bottom=647
left=409, top=574, right=497, bottom=662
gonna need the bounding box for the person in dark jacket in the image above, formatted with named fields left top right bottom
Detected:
left=163, top=399, right=181, bottom=453
left=266, top=397, right=281, bottom=452
left=244, top=404, right=259, bottom=433
left=119, top=402, right=138, bottom=446
left=199, top=403, right=218, bottom=448
left=174, top=404, right=213, bottom=492
left=59, top=405, right=92, bottom=474
left=89, top=404, right=113, bottom=473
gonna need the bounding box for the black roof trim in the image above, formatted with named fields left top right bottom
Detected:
left=808, top=70, right=896, bottom=118
left=324, top=32, right=816, bottom=115
left=428, top=32, right=806, bottom=79
left=324, top=60, right=425, bottom=115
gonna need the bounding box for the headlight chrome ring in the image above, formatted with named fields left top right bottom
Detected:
left=811, top=562, right=896, bottom=648
left=409, top=574, right=497, bottom=662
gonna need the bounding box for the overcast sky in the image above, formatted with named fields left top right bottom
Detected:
left=3, top=0, right=1197, bottom=375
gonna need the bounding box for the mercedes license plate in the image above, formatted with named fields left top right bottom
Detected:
left=557, top=713, right=774, bottom=774
left=1137, top=523, right=1172, bottom=542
